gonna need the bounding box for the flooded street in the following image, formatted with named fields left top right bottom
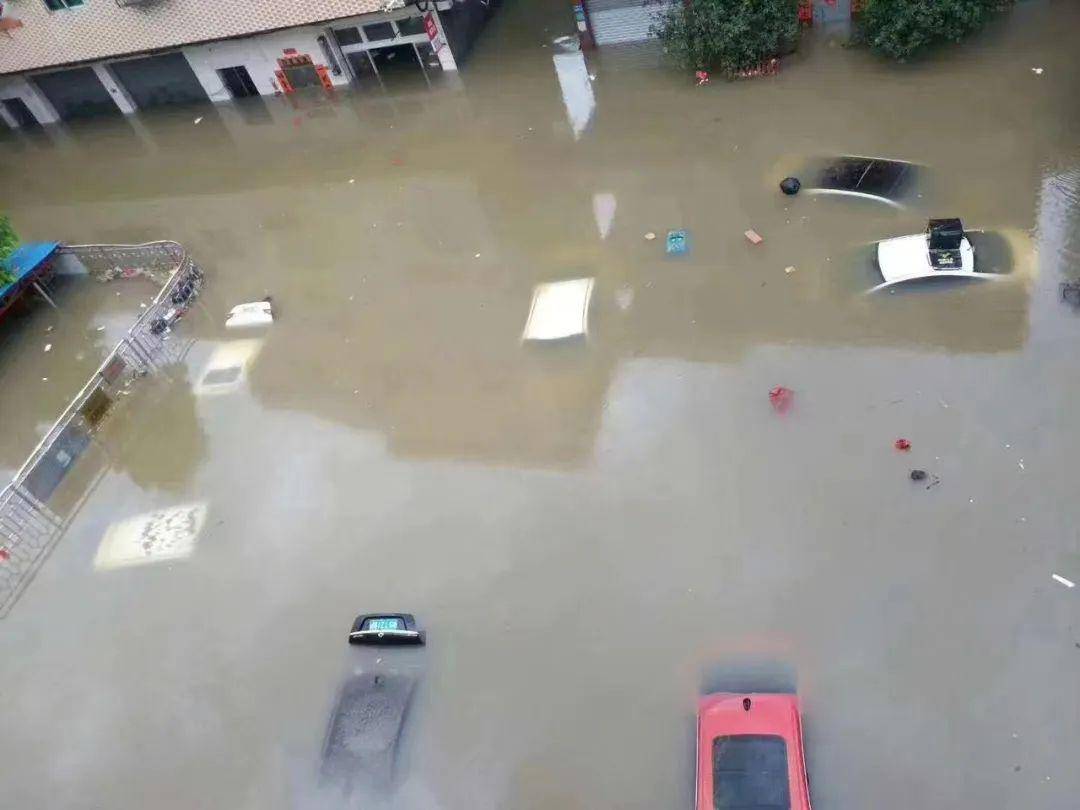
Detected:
left=2, top=1, right=1079, bottom=807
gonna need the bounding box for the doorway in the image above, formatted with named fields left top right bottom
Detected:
left=333, top=19, right=442, bottom=93
left=32, top=67, right=121, bottom=120
left=110, top=52, right=209, bottom=109
left=2, top=98, right=40, bottom=128
left=217, top=66, right=260, bottom=99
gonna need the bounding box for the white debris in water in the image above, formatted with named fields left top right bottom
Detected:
left=348, top=178, right=355, bottom=184
left=42, top=377, right=48, bottom=382
left=44, top=343, right=52, bottom=352
left=193, top=116, right=203, bottom=125
left=1018, top=459, right=1025, bottom=471
left=1031, top=67, right=1044, bottom=75
left=784, top=266, right=796, bottom=274
left=96, top=325, right=106, bottom=331
left=644, top=232, right=656, bottom=241
left=523, top=278, right=595, bottom=341
left=474, top=253, right=481, bottom=258
left=1051, top=574, right=1075, bottom=588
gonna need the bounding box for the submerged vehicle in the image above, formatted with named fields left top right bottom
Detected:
left=871, top=218, right=1013, bottom=292
left=319, top=613, right=426, bottom=796
left=697, top=692, right=812, bottom=810
left=805, top=156, right=920, bottom=207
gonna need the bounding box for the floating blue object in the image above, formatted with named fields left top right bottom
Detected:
left=666, top=230, right=689, bottom=255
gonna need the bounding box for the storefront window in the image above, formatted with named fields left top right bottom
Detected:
left=397, top=16, right=427, bottom=37
left=334, top=27, right=362, bottom=47
left=363, top=22, right=396, bottom=42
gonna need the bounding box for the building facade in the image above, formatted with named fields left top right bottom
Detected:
left=0, top=0, right=495, bottom=128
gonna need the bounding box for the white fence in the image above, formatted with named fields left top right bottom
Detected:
left=0, top=241, right=203, bottom=617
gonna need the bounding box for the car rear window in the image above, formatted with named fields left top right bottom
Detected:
left=712, top=734, right=790, bottom=809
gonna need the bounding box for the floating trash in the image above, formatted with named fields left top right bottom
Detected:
left=780, top=177, right=801, bottom=196
left=769, top=386, right=794, bottom=414
left=522, top=278, right=595, bottom=341
left=666, top=230, right=689, bottom=255
left=894, top=438, right=911, bottom=451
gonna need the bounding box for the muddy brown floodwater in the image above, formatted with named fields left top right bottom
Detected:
left=2, top=1, right=1079, bottom=808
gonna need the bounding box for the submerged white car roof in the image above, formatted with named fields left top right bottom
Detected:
left=872, top=233, right=990, bottom=292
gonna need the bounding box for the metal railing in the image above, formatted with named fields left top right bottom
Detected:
left=0, top=241, right=203, bottom=617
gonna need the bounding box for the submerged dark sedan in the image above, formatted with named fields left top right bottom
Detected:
left=804, top=156, right=921, bottom=207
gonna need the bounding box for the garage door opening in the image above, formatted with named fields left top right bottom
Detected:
left=110, top=53, right=209, bottom=110
left=217, top=66, right=259, bottom=99
left=32, top=67, right=120, bottom=120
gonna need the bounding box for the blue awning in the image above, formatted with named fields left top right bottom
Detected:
left=0, top=241, right=61, bottom=303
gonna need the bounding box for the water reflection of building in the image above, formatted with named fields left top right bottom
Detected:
left=0, top=0, right=499, bottom=129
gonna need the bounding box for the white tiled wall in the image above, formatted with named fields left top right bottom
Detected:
left=183, top=26, right=350, bottom=103
left=0, top=0, right=386, bottom=74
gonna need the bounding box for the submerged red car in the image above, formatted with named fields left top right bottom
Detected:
left=697, top=693, right=812, bottom=810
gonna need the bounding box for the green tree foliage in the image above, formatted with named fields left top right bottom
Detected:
left=0, top=216, right=18, bottom=285
left=859, top=0, right=1000, bottom=60
left=653, top=0, right=799, bottom=76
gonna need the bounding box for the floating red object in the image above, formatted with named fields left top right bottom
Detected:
left=0, top=547, right=9, bottom=562
left=894, top=438, right=911, bottom=451
left=769, top=386, right=794, bottom=414
left=695, top=71, right=710, bottom=86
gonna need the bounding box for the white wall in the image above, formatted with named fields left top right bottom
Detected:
left=182, top=25, right=350, bottom=103
left=0, top=75, right=60, bottom=127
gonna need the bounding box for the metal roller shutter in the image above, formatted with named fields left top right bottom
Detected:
left=586, top=0, right=674, bottom=45
left=32, top=67, right=120, bottom=120
left=110, top=53, right=208, bottom=110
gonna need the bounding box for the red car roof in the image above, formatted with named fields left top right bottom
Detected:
left=697, top=693, right=811, bottom=810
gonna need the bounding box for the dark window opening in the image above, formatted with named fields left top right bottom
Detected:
left=396, top=15, right=427, bottom=36
left=333, top=27, right=362, bottom=47
left=218, top=66, right=259, bottom=99
left=363, top=21, right=396, bottom=42
left=713, top=734, right=790, bottom=810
